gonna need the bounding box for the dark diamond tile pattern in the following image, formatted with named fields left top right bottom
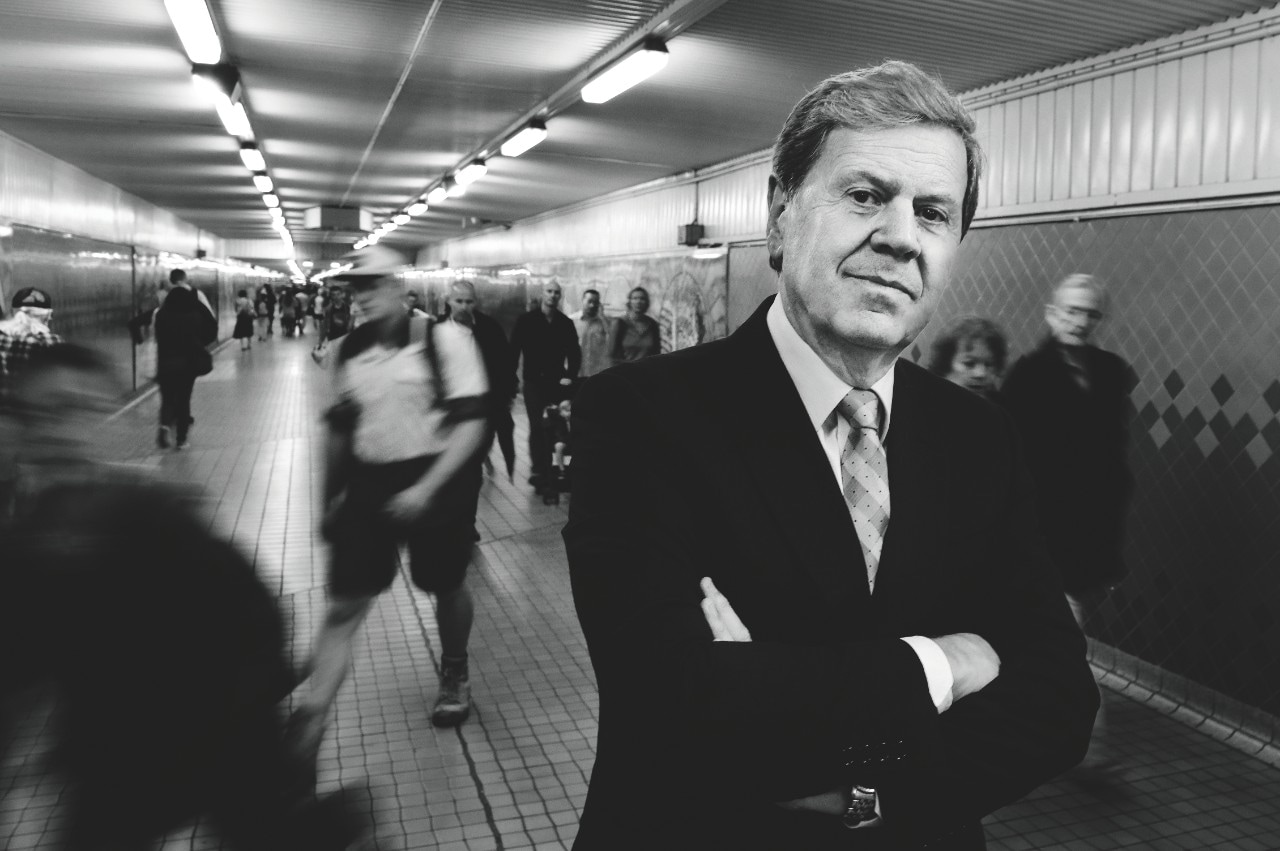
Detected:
left=912, top=205, right=1280, bottom=718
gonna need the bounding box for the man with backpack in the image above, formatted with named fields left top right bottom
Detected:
left=287, top=248, right=489, bottom=777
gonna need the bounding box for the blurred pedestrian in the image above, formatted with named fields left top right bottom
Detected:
left=575, top=288, right=610, bottom=379
left=255, top=286, right=272, bottom=341
left=511, top=281, right=580, bottom=495
left=289, top=247, right=490, bottom=775
left=926, top=315, right=1007, bottom=402
left=234, top=288, right=255, bottom=350
left=0, top=286, right=62, bottom=402
left=608, top=286, right=661, bottom=365
left=1003, top=272, right=1134, bottom=780
left=155, top=269, right=217, bottom=450
left=0, top=344, right=370, bottom=851
left=443, top=280, right=517, bottom=483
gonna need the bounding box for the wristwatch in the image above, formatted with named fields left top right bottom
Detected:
left=842, top=785, right=877, bottom=828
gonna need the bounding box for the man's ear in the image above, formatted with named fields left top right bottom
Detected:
left=766, top=176, right=786, bottom=274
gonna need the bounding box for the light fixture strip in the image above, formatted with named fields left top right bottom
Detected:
left=164, top=0, right=222, bottom=64
left=254, top=174, right=274, bottom=193
left=500, top=121, right=547, bottom=158
left=581, top=39, right=669, bottom=104
left=240, top=145, right=265, bottom=172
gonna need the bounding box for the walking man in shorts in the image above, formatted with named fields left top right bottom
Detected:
left=289, top=247, right=490, bottom=768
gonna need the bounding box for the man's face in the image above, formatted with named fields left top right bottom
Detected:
left=449, top=287, right=477, bottom=323
left=542, top=284, right=562, bottom=311
left=946, top=339, right=999, bottom=395
left=627, top=289, right=650, bottom=314
left=352, top=277, right=404, bottom=323
left=1045, top=286, right=1104, bottom=347
left=582, top=292, right=600, bottom=318
left=769, top=124, right=967, bottom=362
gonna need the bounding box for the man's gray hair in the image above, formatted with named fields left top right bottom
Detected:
left=772, top=60, right=984, bottom=237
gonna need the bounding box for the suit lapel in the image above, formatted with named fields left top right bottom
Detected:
left=870, top=361, right=951, bottom=620
left=702, top=299, right=870, bottom=614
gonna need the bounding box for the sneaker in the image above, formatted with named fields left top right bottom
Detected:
left=156, top=426, right=171, bottom=449
left=431, top=660, right=472, bottom=727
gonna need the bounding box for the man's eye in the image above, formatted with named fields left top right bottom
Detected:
left=849, top=189, right=877, bottom=204
left=919, top=206, right=950, bottom=223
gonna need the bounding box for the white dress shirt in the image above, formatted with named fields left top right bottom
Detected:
left=766, top=297, right=954, bottom=714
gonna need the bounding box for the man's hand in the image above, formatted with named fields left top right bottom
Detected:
left=700, top=577, right=751, bottom=641
left=933, top=632, right=1000, bottom=702
left=384, top=484, right=436, bottom=526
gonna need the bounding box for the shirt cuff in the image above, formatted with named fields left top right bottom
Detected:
left=900, top=635, right=954, bottom=713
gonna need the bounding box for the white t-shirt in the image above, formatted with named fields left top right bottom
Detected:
left=335, top=319, right=487, bottom=464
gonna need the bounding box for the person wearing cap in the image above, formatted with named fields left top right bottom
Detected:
left=288, top=246, right=490, bottom=775
left=0, top=287, right=63, bottom=403
left=154, top=269, right=218, bottom=449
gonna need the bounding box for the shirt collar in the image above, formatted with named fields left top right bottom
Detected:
left=766, top=296, right=894, bottom=439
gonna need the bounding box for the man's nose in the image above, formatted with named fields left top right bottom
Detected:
left=869, top=201, right=921, bottom=260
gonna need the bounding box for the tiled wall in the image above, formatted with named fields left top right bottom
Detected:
left=910, top=204, right=1280, bottom=718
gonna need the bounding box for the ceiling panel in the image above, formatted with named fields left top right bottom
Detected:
left=0, top=0, right=1274, bottom=269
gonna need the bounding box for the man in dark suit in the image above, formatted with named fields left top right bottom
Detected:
left=1002, top=273, right=1134, bottom=775
left=563, top=61, right=1098, bottom=850
left=511, top=281, right=580, bottom=495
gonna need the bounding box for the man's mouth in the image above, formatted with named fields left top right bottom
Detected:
left=854, top=274, right=913, bottom=298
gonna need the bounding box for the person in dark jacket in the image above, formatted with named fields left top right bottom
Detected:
left=155, top=269, right=217, bottom=450
left=510, top=281, right=580, bottom=494
left=443, top=280, right=518, bottom=480
left=1003, top=272, right=1134, bottom=776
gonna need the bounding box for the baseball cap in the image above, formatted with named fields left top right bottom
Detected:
left=334, top=245, right=408, bottom=283
left=12, top=287, right=52, bottom=310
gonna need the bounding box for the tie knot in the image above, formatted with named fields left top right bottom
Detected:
left=837, top=388, right=881, bottom=433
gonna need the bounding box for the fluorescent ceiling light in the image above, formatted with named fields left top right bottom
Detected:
left=239, top=145, right=265, bottom=171
left=253, top=174, right=273, bottom=193
left=446, top=180, right=467, bottom=198
left=501, top=121, right=548, bottom=158
left=269, top=206, right=284, bottom=219
left=367, top=233, right=381, bottom=244
left=691, top=247, right=726, bottom=260
left=581, top=39, right=668, bottom=104
left=407, top=201, right=428, bottom=216
left=426, top=186, right=448, bottom=205
left=263, top=193, right=279, bottom=208
left=383, top=221, right=399, bottom=232
left=393, top=213, right=411, bottom=226
left=455, top=160, right=487, bottom=186
left=215, top=100, right=251, bottom=138
left=164, top=0, right=222, bottom=64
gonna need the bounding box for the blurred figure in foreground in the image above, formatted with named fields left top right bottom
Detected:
left=0, top=344, right=370, bottom=851
left=1003, top=273, right=1134, bottom=780
left=926, top=315, right=1008, bottom=403
left=290, top=246, right=490, bottom=775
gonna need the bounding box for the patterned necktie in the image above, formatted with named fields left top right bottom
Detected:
left=836, top=389, right=890, bottom=590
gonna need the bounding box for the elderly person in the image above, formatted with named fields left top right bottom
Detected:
left=926, top=316, right=1008, bottom=403
left=564, top=61, right=1096, bottom=850
left=1003, top=273, right=1134, bottom=779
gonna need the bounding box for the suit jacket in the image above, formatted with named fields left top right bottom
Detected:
left=511, top=308, right=581, bottom=387
left=563, top=298, right=1097, bottom=850
left=1002, top=339, right=1133, bottom=593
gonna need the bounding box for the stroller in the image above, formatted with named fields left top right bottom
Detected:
left=539, top=381, right=577, bottom=505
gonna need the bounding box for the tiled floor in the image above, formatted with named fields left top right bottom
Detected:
left=3, top=333, right=1280, bottom=850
